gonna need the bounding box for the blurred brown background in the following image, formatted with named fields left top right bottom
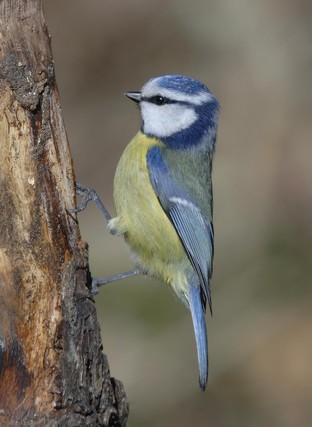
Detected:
left=44, top=1, right=312, bottom=426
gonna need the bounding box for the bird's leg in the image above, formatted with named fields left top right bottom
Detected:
left=68, top=182, right=111, bottom=223
left=69, top=182, right=140, bottom=293
left=91, top=269, right=140, bottom=295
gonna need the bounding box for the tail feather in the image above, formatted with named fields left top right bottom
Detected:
left=189, top=286, right=208, bottom=390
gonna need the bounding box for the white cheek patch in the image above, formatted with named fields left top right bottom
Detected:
left=141, top=102, right=197, bottom=138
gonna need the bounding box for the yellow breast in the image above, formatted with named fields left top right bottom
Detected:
left=111, top=132, right=188, bottom=286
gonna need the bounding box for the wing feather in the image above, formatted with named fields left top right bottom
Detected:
left=147, top=146, right=213, bottom=313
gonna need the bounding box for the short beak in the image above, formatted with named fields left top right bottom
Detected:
left=125, top=91, right=141, bottom=103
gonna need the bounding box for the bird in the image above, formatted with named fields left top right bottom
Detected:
left=72, top=75, right=219, bottom=390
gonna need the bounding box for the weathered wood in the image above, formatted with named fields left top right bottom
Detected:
left=0, top=1, right=128, bottom=425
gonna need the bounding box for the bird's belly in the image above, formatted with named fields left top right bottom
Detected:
left=112, top=132, right=187, bottom=283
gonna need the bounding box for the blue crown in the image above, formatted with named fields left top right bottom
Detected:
left=155, top=74, right=210, bottom=96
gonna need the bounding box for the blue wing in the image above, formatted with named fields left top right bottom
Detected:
left=146, top=146, right=214, bottom=314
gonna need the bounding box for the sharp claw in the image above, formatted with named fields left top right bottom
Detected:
left=91, top=279, right=100, bottom=295
left=67, top=207, right=80, bottom=214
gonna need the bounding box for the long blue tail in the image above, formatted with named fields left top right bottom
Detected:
left=189, top=286, right=208, bottom=390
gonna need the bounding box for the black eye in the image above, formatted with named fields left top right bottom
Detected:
left=153, top=95, right=166, bottom=105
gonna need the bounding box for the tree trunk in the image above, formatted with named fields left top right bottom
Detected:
left=0, top=1, right=128, bottom=425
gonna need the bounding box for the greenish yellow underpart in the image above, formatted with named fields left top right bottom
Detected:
left=109, top=131, right=190, bottom=297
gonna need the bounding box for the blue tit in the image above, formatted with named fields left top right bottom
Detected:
left=108, top=75, right=220, bottom=390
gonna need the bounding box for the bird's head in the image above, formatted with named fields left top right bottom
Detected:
left=126, top=75, right=219, bottom=150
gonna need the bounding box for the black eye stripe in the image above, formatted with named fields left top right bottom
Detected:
left=141, top=96, right=180, bottom=105
left=141, top=95, right=194, bottom=107
left=143, top=95, right=167, bottom=105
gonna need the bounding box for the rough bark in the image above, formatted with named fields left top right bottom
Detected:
left=0, top=1, right=128, bottom=425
